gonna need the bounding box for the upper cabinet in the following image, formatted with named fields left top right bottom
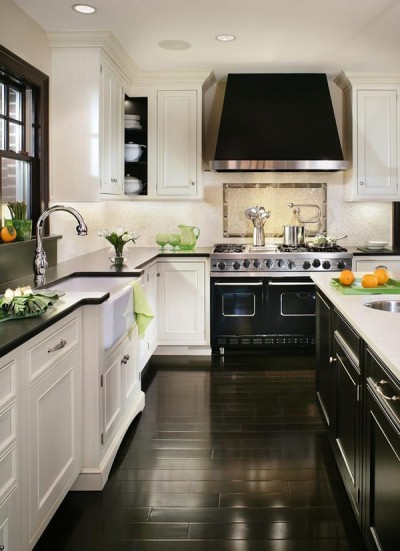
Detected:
left=125, top=72, right=213, bottom=200
left=335, top=72, right=400, bottom=202
left=48, top=31, right=137, bottom=202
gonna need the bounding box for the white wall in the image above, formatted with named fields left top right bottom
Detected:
left=0, top=0, right=51, bottom=75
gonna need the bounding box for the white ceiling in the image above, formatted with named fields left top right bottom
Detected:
left=13, top=0, right=400, bottom=79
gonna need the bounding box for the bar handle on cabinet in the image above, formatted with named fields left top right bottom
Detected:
left=374, top=379, right=400, bottom=401
left=214, top=282, right=263, bottom=286
left=48, top=339, right=67, bottom=353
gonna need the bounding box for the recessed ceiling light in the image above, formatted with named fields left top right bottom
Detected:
left=72, top=4, right=96, bottom=14
left=158, top=40, right=192, bottom=51
left=216, top=34, right=236, bottom=42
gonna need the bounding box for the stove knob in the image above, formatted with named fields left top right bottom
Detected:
left=243, top=259, right=251, bottom=268
left=322, top=260, right=331, bottom=270
left=218, top=261, right=226, bottom=270
left=312, top=259, right=321, bottom=268
left=337, top=260, right=346, bottom=270
left=277, top=259, right=285, bottom=268
left=233, top=261, right=241, bottom=270
left=288, top=260, right=296, bottom=270
left=303, top=260, right=311, bottom=270
left=265, top=259, right=274, bottom=269
left=253, top=259, right=261, bottom=268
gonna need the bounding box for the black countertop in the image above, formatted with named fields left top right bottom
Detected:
left=349, top=246, right=400, bottom=256
left=0, top=246, right=211, bottom=359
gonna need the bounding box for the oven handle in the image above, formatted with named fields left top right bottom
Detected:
left=269, top=281, right=315, bottom=286
left=213, top=282, right=263, bottom=286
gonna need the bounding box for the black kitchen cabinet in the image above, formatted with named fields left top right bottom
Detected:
left=315, top=291, right=334, bottom=425
left=364, top=348, right=400, bottom=551
left=332, top=313, right=362, bottom=520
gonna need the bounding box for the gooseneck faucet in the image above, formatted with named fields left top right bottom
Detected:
left=34, top=205, right=88, bottom=286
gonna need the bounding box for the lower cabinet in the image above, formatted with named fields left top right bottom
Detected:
left=139, top=263, right=158, bottom=371
left=157, top=259, right=209, bottom=346
left=0, top=488, right=17, bottom=551
left=364, top=348, right=400, bottom=551
left=315, top=292, right=333, bottom=425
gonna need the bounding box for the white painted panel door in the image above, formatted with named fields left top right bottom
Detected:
left=0, top=488, right=18, bottom=551
left=139, top=264, right=158, bottom=371
left=157, top=90, right=198, bottom=196
left=357, top=90, right=398, bottom=197
left=29, top=348, right=81, bottom=545
left=100, top=60, right=124, bottom=195
left=102, top=348, right=123, bottom=450
left=157, top=261, right=206, bottom=344
left=121, top=329, right=141, bottom=415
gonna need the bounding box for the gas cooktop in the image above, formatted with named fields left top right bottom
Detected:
left=211, top=243, right=353, bottom=273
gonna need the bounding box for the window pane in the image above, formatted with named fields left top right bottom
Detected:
left=0, top=83, right=4, bottom=115
left=1, top=158, right=31, bottom=221
left=9, top=121, right=22, bottom=152
left=0, top=119, right=4, bottom=149
left=9, top=86, right=23, bottom=121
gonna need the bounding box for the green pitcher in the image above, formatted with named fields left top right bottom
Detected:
left=178, top=224, right=200, bottom=250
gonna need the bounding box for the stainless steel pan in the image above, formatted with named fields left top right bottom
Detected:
left=306, top=234, right=347, bottom=249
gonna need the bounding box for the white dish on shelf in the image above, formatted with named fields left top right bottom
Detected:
left=125, top=114, right=140, bottom=120
left=364, top=241, right=388, bottom=249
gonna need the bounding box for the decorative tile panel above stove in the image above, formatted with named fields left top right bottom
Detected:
left=223, top=182, right=327, bottom=238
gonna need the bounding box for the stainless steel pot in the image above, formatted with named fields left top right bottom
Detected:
left=283, top=225, right=305, bottom=245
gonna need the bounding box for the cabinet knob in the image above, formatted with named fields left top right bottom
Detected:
left=329, top=356, right=337, bottom=364
left=359, top=181, right=364, bottom=186
left=191, top=181, right=195, bottom=186
left=121, top=354, right=130, bottom=365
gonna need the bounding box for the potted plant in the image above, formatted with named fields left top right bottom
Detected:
left=5, top=201, right=32, bottom=241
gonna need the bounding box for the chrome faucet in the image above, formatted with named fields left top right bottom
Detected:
left=33, top=205, right=88, bottom=286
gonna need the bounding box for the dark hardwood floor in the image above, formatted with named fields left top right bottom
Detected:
left=34, top=351, right=366, bottom=550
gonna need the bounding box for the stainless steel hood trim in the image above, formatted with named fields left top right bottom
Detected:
left=211, top=159, right=350, bottom=171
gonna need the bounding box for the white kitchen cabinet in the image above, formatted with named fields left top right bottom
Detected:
left=353, top=256, right=400, bottom=278
left=48, top=31, right=136, bottom=201
left=127, top=72, right=213, bottom=200
left=24, top=313, right=82, bottom=548
left=157, top=259, right=209, bottom=345
left=139, top=264, right=158, bottom=371
left=73, top=301, right=144, bottom=491
left=0, top=352, right=18, bottom=551
left=335, top=72, right=400, bottom=201
left=157, top=90, right=198, bottom=196
left=100, top=60, right=124, bottom=195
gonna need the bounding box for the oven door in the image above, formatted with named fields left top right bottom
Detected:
left=211, top=278, right=266, bottom=339
left=267, top=277, right=316, bottom=338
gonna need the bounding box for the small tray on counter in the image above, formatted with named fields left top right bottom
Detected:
left=330, top=278, right=400, bottom=295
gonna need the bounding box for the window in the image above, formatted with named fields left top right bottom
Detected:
left=0, top=45, right=49, bottom=233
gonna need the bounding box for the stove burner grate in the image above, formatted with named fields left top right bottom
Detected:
left=213, top=243, right=246, bottom=253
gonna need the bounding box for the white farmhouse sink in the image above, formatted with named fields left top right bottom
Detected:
left=48, top=276, right=138, bottom=350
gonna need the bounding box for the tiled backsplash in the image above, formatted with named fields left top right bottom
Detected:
left=223, top=183, right=327, bottom=238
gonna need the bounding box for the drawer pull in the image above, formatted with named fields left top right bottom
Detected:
left=374, top=380, right=400, bottom=401
left=121, top=354, right=130, bottom=365
left=48, top=339, right=67, bottom=353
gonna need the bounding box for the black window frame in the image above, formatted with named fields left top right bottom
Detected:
left=0, top=44, right=49, bottom=234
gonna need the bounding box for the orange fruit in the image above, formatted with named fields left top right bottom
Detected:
left=339, top=269, right=355, bottom=286
left=361, top=274, right=379, bottom=288
left=0, top=225, right=17, bottom=242
left=374, top=268, right=390, bottom=285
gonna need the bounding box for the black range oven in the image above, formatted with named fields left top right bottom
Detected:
left=210, top=243, right=353, bottom=355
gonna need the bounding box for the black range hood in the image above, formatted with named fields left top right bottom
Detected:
left=211, top=73, right=349, bottom=172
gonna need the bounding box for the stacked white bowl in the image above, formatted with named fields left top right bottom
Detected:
left=125, top=114, right=142, bottom=129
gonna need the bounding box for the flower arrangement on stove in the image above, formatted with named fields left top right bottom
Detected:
left=98, top=227, right=140, bottom=266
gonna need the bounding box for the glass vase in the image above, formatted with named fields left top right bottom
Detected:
left=108, top=246, right=129, bottom=267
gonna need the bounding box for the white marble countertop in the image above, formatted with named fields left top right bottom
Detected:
left=311, top=272, right=400, bottom=382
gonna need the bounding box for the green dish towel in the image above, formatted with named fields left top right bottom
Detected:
left=131, top=280, right=154, bottom=339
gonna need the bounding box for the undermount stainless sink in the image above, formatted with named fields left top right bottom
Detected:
left=364, top=300, right=400, bottom=312
left=47, top=276, right=139, bottom=349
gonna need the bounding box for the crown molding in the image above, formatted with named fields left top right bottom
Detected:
left=335, top=70, right=400, bottom=91
left=133, top=70, right=216, bottom=92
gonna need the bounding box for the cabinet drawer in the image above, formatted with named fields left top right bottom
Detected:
left=0, top=405, right=16, bottom=456
left=0, top=445, right=16, bottom=500
left=334, top=311, right=361, bottom=364
left=0, top=359, right=16, bottom=408
left=28, top=316, right=79, bottom=382
left=366, top=348, right=400, bottom=424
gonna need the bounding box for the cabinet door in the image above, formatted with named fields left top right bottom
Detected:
left=139, top=264, right=158, bottom=371
left=356, top=89, right=398, bottom=198
left=0, top=488, right=18, bottom=551
left=29, top=347, right=81, bottom=545
left=364, top=350, right=400, bottom=551
left=157, top=90, right=198, bottom=196
left=101, top=348, right=123, bottom=450
left=332, top=334, right=362, bottom=516
left=100, top=61, right=124, bottom=195
left=157, top=261, right=206, bottom=344
left=315, top=292, right=333, bottom=426
left=121, top=329, right=141, bottom=415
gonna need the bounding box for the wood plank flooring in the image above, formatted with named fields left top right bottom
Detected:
left=34, top=352, right=366, bottom=550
